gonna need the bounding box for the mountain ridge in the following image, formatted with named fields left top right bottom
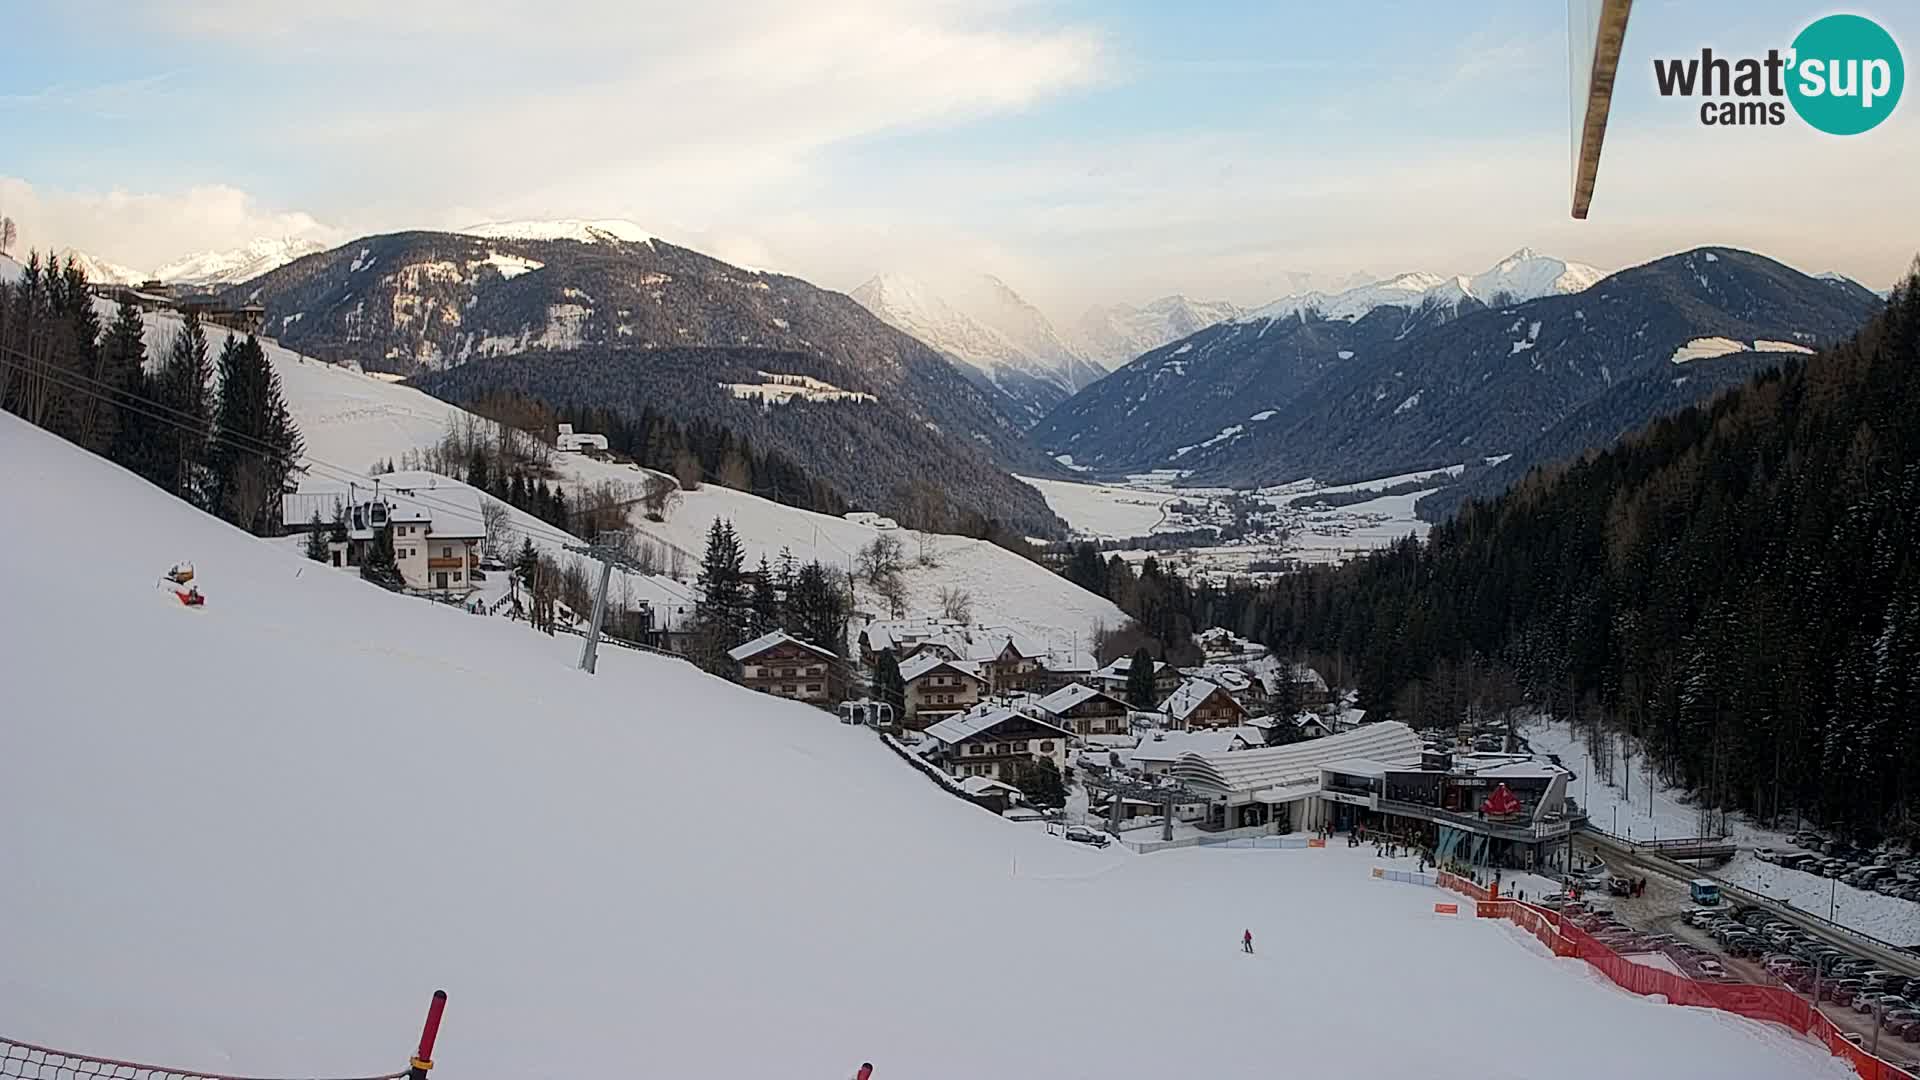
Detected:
left=1034, top=247, right=1881, bottom=494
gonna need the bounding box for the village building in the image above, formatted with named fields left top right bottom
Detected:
left=1167, top=722, right=1582, bottom=863
left=922, top=705, right=1073, bottom=782
left=1125, top=727, right=1265, bottom=777
left=1092, top=655, right=1182, bottom=701
left=900, top=653, right=988, bottom=728
left=554, top=422, right=609, bottom=454
left=1032, top=683, right=1131, bottom=738
left=1160, top=677, right=1250, bottom=730
left=728, top=630, right=841, bottom=707
left=282, top=473, right=487, bottom=594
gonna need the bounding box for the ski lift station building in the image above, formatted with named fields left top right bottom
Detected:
left=1169, top=721, right=1582, bottom=869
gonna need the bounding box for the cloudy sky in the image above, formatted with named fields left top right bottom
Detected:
left=4, top=0, right=1916, bottom=319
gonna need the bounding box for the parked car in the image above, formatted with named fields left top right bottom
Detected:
left=1063, top=825, right=1111, bottom=848
left=1884, top=1010, right=1920, bottom=1037
left=1754, top=847, right=1778, bottom=863
left=1697, top=959, right=1727, bottom=978
left=1858, top=994, right=1914, bottom=1016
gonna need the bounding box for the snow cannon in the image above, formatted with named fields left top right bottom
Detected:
left=174, top=585, right=205, bottom=607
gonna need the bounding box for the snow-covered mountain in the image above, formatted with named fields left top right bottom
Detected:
left=152, top=237, right=329, bottom=287
left=1036, top=247, right=1879, bottom=493
left=56, top=248, right=146, bottom=285
left=1074, top=295, right=1243, bottom=370
left=460, top=218, right=655, bottom=245
left=852, top=272, right=1104, bottom=423
left=1237, top=249, right=1604, bottom=325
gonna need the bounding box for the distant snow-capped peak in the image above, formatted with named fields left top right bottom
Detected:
left=460, top=219, right=655, bottom=245
left=56, top=248, right=147, bottom=286
left=852, top=272, right=1028, bottom=371
left=1075, top=294, right=1243, bottom=368
left=1238, top=249, right=1605, bottom=325
left=153, top=237, right=329, bottom=286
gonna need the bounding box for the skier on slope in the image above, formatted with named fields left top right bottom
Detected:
left=1243, top=929, right=1254, bottom=954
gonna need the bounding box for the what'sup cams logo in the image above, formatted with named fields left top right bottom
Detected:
left=1654, top=13, right=1903, bottom=133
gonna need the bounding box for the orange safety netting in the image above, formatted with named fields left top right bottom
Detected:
left=1462, top=895, right=1911, bottom=1080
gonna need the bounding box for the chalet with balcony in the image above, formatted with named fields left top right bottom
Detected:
left=1160, top=678, right=1249, bottom=730
left=1033, top=683, right=1130, bottom=738
left=729, top=631, right=841, bottom=707
left=923, top=705, right=1073, bottom=782
left=900, top=653, right=987, bottom=728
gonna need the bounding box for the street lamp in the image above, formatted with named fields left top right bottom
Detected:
left=1830, top=876, right=1838, bottom=922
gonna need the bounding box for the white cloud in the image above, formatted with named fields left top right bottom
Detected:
left=0, top=178, right=343, bottom=271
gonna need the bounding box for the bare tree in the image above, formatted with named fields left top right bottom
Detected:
left=916, top=531, right=940, bottom=567
left=668, top=544, right=689, bottom=580
left=0, top=216, right=15, bottom=256
left=480, top=499, right=517, bottom=562
left=858, top=535, right=905, bottom=585
left=874, top=571, right=908, bottom=619
left=938, top=586, right=972, bottom=624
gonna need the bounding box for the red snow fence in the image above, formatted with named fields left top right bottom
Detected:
left=1459, top=894, right=1905, bottom=1080
left=2, top=992, right=448, bottom=1080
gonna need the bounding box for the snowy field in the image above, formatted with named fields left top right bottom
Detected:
left=1016, top=474, right=1180, bottom=538
left=1525, top=717, right=1920, bottom=944
left=108, top=306, right=1123, bottom=648
left=1020, top=468, right=1445, bottom=571
left=0, top=413, right=1853, bottom=1080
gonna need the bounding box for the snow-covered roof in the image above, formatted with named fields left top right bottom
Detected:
left=727, top=630, right=836, bottom=663
left=284, top=472, right=489, bottom=539
left=1469, top=760, right=1569, bottom=782
left=924, top=706, right=1071, bottom=747
left=1128, top=729, right=1247, bottom=764
left=1320, top=757, right=1396, bottom=779
left=1034, top=682, right=1124, bottom=716
left=899, top=652, right=984, bottom=684
left=1180, top=664, right=1254, bottom=693
left=959, top=775, right=1022, bottom=799
left=1171, top=721, right=1422, bottom=796
left=1095, top=656, right=1169, bottom=681
left=1159, top=678, right=1243, bottom=723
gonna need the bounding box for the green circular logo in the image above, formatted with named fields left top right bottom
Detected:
left=1787, top=14, right=1904, bottom=135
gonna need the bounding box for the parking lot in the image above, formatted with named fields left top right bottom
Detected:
left=1757, top=832, right=1920, bottom=906
left=1552, top=837, right=1920, bottom=1075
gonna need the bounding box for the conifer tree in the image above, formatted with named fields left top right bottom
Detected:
left=1126, top=646, right=1158, bottom=709
left=692, top=517, right=748, bottom=672
left=102, top=298, right=155, bottom=481
left=210, top=334, right=302, bottom=533
left=153, top=312, right=213, bottom=507
left=871, top=650, right=905, bottom=715
left=305, top=511, right=331, bottom=562
left=749, top=555, right=779, bottom=636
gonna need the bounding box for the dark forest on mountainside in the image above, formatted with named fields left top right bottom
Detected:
left=1068, top=267, right=1920, bottom=839
left=1225, top=269, right=1920, bottom=836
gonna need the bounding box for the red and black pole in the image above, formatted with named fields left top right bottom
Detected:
left=409, top=991, right=448, bottom=1080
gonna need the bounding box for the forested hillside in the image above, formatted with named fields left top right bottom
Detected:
left=1195, top=266, right=1920, bottom=836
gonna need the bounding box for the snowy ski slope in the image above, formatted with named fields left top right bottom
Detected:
left=0, top=412, right=1851, bottom=1080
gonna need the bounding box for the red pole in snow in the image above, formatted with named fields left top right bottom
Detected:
left=409, top=990, right=448, bottom=1080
